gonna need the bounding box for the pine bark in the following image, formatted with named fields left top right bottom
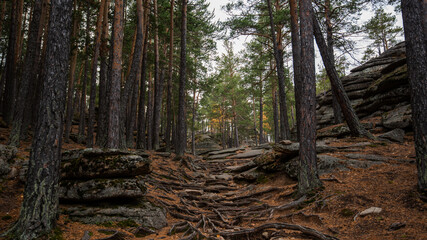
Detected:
left=64, top=0, right=80, bottom=142
left=297, top=0, right=322, bottom=195
left=259, top=80, right=264, bottom=144
left=2, top=0, right=22, bottom=124
left=96, top=0, right=110, bottom=147
left=289, top=0, right=301, bottom=141
left=152, top=0, right=162, bottom=150
left=86, top=0, right=107, bottom=147
left=136, top=21, right=150, bottom=149
left=9, top=0, right=44, bottom=146
left=313, top=15, right=373, bottom=139
left=176, top=0, right=188, bottom=156
left=266, top=0, right=290, bottom=140
left=273, top=89, right=279, bottom=143
left=165, top=0, right=175, bottom=152
left=146, top=71, right=154, bottom=150
left=401, top=0, right=427, bottom=197
left=107, top=0, right=124, bottom=149
left=5, top=1, right=72, bottom=239
left=78, top=6, right=91, bottom=143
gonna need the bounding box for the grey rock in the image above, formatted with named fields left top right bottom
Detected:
left=233, top=167, right=263, bottom=182
left=61, top=150, right=151, bottom=179
left=214, top=173, right=233, bottom=181
left=388, top=222, right=406, bottom=231
left=155, top=152, right=171, bottom=157
left=0, top=144, right=17, bottom=177
left=232, top=149, right=265, bottom=159
left=207, top=153, right=235, bottom=160
left=226, top=161, right=258, bottom=173
left=345, top=153, right=388, bottom=161
left=59, top=178, right=146, bottom=202
left=382, top=105, right=412, bottom=129
left=359, top=207, right=382, bottom=216
left=252, top=143, right=273, bottom=150
left=65, top=202, right=167, bottom=229
left=208, top=147, right=243, bottom=156
left=378, top=128, right=405, bottom=143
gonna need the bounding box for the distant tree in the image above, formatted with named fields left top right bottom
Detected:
left=363, top=8, right=402, bottom=54
left=401, top=0, right=427, bottom=200
left=4, top=0, right=72, bottom=238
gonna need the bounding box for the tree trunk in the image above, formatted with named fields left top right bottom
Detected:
left=0, top=1, right=6, bottom=41
left=9, top=0, right=44, bottom=146
left=78, top=6, right=91, bottom=143
left=146, top=71, right=154, bottom=150
left=136, top=18, right=150, bottom=149
left=176, top=0, right=187, bottom=157
left=266, top=0, right=290, bottom=140
left=87, top=0, right=107, bottom=147
left=120, top=0, right=144, bottom=148
left=107, top=0, right=124, bottom=149
left=324, top=0, right=343, bottom=124
left=252, top=92, right=258, bottom=146
left=273, top=89, right=279, bottom=143
left=2, top=0, right=22, bottom=124
left=297, top=0, right=322, bottom=195
left=289, top=0, right=301, bottom=141
left=96, top=0, right=110, bottom=147
left=165, top=0, right=175, bottom=152
left=259, top=79, right=264, bottom=144
left=5, top=1, right=72, bottom=239
left=313, top=15, right=373, bottom=139
left=152, top=0, right=162, bottom=149
left=191, top=88, right=197, bottom=155
left=64, top=0, right=80, bottom=142
left=401, top=0, right=427, bottom=198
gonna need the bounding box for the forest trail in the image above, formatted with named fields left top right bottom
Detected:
left=1, top=129, right=426, bottom=240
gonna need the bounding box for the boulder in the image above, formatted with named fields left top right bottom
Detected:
left=359, top=207, right=382, bottom=216
left=59, top=178, right=146, bottom=202
left=207, top=153, right=236, bottom=160
left=378, top=128, right=405, bottom=143
left=382, top=104, right=412, bottom=129
left=233, top=167, right=263, bottom=182
left=65, top=202, right=167, bottom=229
left=61, top=149, right=151, bottom=179
left=345, top=153, right=388, bottom=162
left=0, top=144, right=17, bottom=177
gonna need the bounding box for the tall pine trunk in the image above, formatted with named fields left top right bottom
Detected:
left=297, top=0, right=322, bottom=195
left=64, top=0, right=80, bottom=142
left=165, top=0, right=175, bottom=152
left=401, top=0, right=427, bottom=198
left=289, top=0, right=301, bottom=141
left=146, top=71, right=154, bottom=150
left=107, top=0, right=124, bottom=149
left=9, top=0, right=44, bottom=146
left=313, top=15, right=373, bottom=139
left=5, top=1, right=72, bottom=238
left=259, top=79, right=263, bottom=144
left=266, top=0, right=290, bottom=140
left=2, top=0, right=22, bottom=124
left=87, top=0, right=107, bottom=147
left=136, top=20, right=150, bottom=149
left=176, top=0, right=187, bottom=157
left=78, top=6, right=90, bottom=144
left=96, top=0, right=110, bottom=146
left=152, top=0, right=162, bottom=149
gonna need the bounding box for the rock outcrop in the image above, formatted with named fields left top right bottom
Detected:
left=316, top=42, right=411, bottom=132
left=58, top=148, right=167, bottom=229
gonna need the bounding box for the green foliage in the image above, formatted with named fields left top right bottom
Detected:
left=363, top=8, right=402, bottom=54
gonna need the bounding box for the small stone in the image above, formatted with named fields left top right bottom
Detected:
left=359, top=207, right=382, bottom=216
left=262, top=232, right=269, bottom=239
left=378, top=128, right=405, bottom=143
left=388, top=222, right=406, bottom=231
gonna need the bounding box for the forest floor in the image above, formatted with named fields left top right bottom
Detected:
left=0, top=126, right=426, bottom=240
